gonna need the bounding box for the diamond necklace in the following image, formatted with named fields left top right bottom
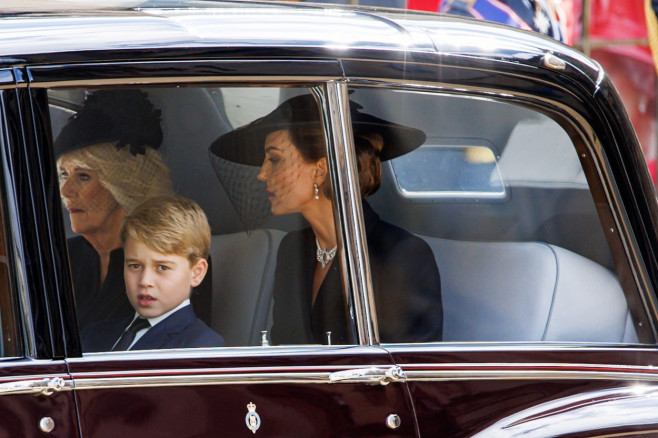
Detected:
left=315, top=237, right=337, bottom=269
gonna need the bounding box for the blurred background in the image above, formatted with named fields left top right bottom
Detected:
left=431, top=0, right=658, bottom=186
left=420, top=0, right=658, bottom=186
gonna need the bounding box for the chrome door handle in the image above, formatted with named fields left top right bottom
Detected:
left=0, top=377, right=66, bottom=396
left=329, top=366, right=406, bottom=385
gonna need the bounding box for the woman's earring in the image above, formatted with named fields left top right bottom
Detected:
left=314, top=183, right=320, bottom=200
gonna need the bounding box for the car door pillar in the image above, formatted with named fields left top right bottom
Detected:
left=324, top=81, right=380, bottom=346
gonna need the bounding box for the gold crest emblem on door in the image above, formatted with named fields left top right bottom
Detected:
left=245, top=402, right=261, bottom=434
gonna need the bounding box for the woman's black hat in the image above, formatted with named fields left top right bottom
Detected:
left=209, top=93, right=426, bottom=166
left=54, top=89, right=163, bottom=157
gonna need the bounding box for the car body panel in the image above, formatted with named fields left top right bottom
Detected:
left=0, top=361, right=77, bottom=438
left=469, top=385, right=658, bottom=437
left=68, top=347, right=417, bottom=437
left=388, top=345, right=658, bottom=436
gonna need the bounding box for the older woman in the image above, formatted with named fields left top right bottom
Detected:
left=210, top=93, right=442, bottom=345
left=55, top=90, right=173, bottom=331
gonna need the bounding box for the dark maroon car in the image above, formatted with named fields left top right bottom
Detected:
left=0, top=1, right=657, bottom=437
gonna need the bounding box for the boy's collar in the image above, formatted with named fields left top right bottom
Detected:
left=136, top=299, right=191, bottom=328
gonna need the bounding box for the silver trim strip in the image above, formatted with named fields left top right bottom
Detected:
left=405, top=369, right=658, bottom=382
left=401, top=361, right=658, bottom=382
left=74, top=372, right=331, bottom=390
left=29, top=76, right=342, bottom=88
left=383, top=342, right=658, bottom=352
left=67, top=361, right=658, bottom=391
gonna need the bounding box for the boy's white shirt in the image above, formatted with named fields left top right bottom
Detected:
left=127, top=299, right=191, bottom=349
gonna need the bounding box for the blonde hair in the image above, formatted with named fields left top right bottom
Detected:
left=120, top=195, right=210, bottom=264
left=57, top=141, right=173, bottom=213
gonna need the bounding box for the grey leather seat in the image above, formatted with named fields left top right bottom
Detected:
left=208, top=229, right=637, bottom=346
left=421, top=236, right=638, bottom=343
left=210, top=229, right=285, bottom=346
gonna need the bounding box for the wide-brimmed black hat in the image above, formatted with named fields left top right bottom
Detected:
left=209, top=93, right=426, bottom=166
left=54, top=89, right=163, bottom=157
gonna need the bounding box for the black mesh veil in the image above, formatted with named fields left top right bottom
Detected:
left=208, top=154, right=271, bottom=232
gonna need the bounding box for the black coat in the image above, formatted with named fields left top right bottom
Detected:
left=270, top=202, right=442, bottom=345
left=81, top=304, right=225, bottom=352
left=68, top=236, right=133, bottom=332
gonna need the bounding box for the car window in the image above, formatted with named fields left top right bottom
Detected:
left=47, top=83, right=645, bottom=350
left=348, top=85, right=639, bottom=344
left=48, top=85, right=354, bottom=352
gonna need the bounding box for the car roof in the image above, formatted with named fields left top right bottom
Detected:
left=0, top=0, right=600, bottom=84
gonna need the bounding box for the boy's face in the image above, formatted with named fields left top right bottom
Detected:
left=123, top=237, right=207, bottom=319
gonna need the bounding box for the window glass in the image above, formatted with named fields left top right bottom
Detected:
left=0, top=103, right=20, bottom=358
left=47, top=86, right=352, bottom=352
left=348, top=85, right=637, bottom=344
left=0, top=205, right=19, bottom=357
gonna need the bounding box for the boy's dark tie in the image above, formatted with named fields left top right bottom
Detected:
left=112, top=317, right=150, bottom=351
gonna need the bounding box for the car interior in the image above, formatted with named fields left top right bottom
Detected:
left=47, top=83, right=639, bottom=349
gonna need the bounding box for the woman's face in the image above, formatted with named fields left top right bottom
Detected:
left=58, top=153, right=124, bottom=237
left=257, top=129, right=318, bottom=216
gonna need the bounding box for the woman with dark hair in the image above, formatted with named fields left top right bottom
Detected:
left=55, top=90, right=174, bottom=331
left=210, top=93, right=442, bottom=345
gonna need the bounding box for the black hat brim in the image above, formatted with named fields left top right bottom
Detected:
left=209, top=95, right=426, bottom=166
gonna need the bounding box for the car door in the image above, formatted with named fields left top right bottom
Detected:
left=341, top=78, right=658, bottom=435
left=67, top=348, right=414, bottom=437
left=28, top=61, right=418, bottom=437
left=0, top=75, right=79, bottom=437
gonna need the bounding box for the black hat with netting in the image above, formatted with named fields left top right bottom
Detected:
left=208, top=93, right=426, bottom=231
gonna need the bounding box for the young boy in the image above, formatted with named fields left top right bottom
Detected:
left=82, top=195, right=225, bottom=352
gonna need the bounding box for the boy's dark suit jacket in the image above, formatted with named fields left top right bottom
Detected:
left=82, top=305, right=225, bottom=352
